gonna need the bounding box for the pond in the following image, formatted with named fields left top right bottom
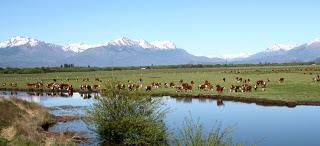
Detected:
left=1, top=91, right=320, bottom=146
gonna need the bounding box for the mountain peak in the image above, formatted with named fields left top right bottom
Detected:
left=0, top=36, right=41, bottom=48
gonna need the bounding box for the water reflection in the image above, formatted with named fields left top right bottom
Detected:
left=1, top=91, right=320, bottom=146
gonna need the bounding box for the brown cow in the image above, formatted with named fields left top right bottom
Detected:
left=241, top=84, right=252, bottom=92
left=216, top=85, right=224, bottom=93
left=279, top=78, right=285, bottom=83
left=146, top=85, right=152, bottom=92
left=93, top=85, right=100, bottom=90
left=175, top=86, right=183, bottom=92
left=198, top=84, right=207, bottom=90
left=182, top=83, right=192, bottom=91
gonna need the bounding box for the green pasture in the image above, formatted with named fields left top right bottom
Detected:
left=0, top=65, right=320, bottom=102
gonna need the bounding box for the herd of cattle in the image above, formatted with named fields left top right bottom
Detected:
left=1, top=75, right=319, bottom=94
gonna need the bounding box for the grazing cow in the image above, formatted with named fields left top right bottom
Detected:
left=204, top=80, right=210, bottom=85
left=27, top=82, right=43, bottom=89
left=230, top=85, right=241, bottom=92
left=151, top=82, right=161, bottom=88
left=128, top=83, right=142, bottom=91
left=10, top=82, right=17, bottom=87
left=175, top=86, right=183, bottom=92
left=170, top=82, right=175, bottom=88
left=216, top=85, right=224, bottom=93
left=235, top=77, right=242, bottom=82
left=313, top=75, right=320, bottom=82
left=179, top=79, right=184, bottom=84
left=80, top=85, right=92, bottom=91
left=164, top=82, right=169, bottom=88
left=191, top=81, right=195, bottom=85
left=279, top=78, right=285, bottom=83
left=60, top=83, right=73, bottom=91
left=116, top=83, right=126, bottom=90
left=223, top=78, right=226, bottom=82
left=182, top=83, right=192, bottom=92
left=53, top=79, right=57, bottom=82
left=207, top=84, right=215, bottom=90
left=93, top=85, right=100, bottom=90
left=146, top=85, right=152, bottom=92
left=95, top=78, right=100, bottom=81
left=256, top=80, right=264, bottom=86
left=198, top=84, right=207, bottom=90
left=241, top=84, right=252, bottom=92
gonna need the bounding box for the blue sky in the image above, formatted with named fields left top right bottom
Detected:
left=0, top=0, right=320, bottom=57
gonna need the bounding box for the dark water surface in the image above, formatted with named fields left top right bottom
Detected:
left=1, top=91, right=320, bottom=146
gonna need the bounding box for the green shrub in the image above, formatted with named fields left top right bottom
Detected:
left=173, top=117, right=243, bottom=146
left=86, top=80, right=169, bottom=145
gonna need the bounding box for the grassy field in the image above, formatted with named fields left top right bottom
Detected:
left=0, top=65, right=320, bottom=102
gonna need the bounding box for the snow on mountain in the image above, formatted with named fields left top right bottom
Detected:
left=307, top=38, right=320, bottom=46
left=0, top=36, right=41, bottom=48
left=104, top=37, right=176, bottom=49
left=264, top=43, right=298, bottom=52
left=63, top=43, right=101, bottom=53
left=150, top=40, right=176, bottom=49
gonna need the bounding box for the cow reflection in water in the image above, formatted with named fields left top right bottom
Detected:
left=27, top=92, right=44, bottom=96
left=216, top=99, right=224, bottom=106
left=80, top=93, right=92, bottom=99
left=26, top=92, right=74, bottom=97
left=11, top=91, right=17, bottom=96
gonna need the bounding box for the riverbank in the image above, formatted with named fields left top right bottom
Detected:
left=0, top=97, right=87, bottom=145
left=2, top=87, right=320, bottom=107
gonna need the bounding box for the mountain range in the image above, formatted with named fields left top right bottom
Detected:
left=0, top=36, right=320, bottom=67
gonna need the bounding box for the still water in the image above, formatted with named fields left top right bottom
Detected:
left=1, top=91, right=319, bottom=146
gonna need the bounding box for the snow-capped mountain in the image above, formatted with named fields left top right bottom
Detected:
left=0, top=36, right=222, bottom=67
left=0, top=36, right=40, bottom=48
left=235, top=39, right=320, bottom=63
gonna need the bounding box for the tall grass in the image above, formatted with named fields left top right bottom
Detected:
left=86, top=79, right=169, bottom=145
left=173, top=117, right=243, bottom=146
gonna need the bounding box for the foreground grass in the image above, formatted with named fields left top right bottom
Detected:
left=0, top=97, right=76, bottom=145
left=1, top=65, right=320, bottom=102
